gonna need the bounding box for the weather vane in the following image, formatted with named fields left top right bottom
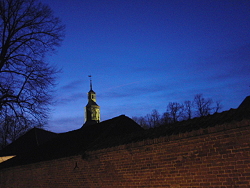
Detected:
left=88, top=75, right=92, bottom=90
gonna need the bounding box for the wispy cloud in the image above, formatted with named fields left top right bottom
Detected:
left=105, top=80, right=142, bottom=91
left=99, top=81, right=170, bottom=99
left=56, top=92, right=85, bottom=105
left=59, top=79, right=85, bottom=91
left=53, top=79, right=87, bottom=105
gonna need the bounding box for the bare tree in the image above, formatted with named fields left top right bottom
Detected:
left=161, top=112, right=171, bottom=125
left=150, top=109, right=161, bottom=127
left=193, top=94, right=213, bottom=117
left=183, top=100, right=192, bottom=120
left=132, top=109, right=161, bottom=128
left=132, top=94, right=223, bottom=130
left=144, top=110, right=160, bottom=128
left=0, top=115, right=9, bottom=148
left=0, top=0, right=64, bottom=146
left=214, top=100, right=222, bottom=113
left=166, top=102, right=184, bottom=123
left=0, top=112, right=31, bottom=148
left=131, top=116, right=148, bottom=129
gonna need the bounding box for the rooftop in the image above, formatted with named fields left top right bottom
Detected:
left=0, top=115, right=143, bottom=168
left=0, top=96, right=250, bottom=169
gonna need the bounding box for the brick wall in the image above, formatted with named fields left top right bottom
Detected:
left=1, top=120, right=250, bottom=187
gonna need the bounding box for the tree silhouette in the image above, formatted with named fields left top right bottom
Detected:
left=132, top=94, right=223, bottom=128
left=0, top=0, right=64, bottom=147
left=193, top=94, right=213, bottom=117
left=183, top=100, right=192, bottom=120
left=166, top=102, right=184, bottom=123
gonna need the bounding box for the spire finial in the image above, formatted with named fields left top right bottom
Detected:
left=88, top=75, right=92, bottom=90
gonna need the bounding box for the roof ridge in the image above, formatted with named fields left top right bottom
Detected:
left=237, top=95, right=250, bottom=110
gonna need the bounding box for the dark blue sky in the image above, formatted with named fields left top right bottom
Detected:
left=43, top=0, right=250, bottom=132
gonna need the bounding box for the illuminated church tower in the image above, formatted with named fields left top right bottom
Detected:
left=85, top=76, right=100, bottom=124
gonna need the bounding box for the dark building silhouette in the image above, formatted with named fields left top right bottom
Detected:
left=0, top=96, right=250, bottom=187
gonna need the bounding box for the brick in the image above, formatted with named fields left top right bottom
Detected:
left=1, top=123, right=250, bottom=187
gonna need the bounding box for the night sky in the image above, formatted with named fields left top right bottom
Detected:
left=43, top=0, right=250, bottom=133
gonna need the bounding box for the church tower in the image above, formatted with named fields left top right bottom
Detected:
left=84, top=75, right=100, bottom=124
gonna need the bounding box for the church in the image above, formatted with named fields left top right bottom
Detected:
left=0, top=78, right=250, bottom=187
left=0, top=77, right=143, bottom=167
